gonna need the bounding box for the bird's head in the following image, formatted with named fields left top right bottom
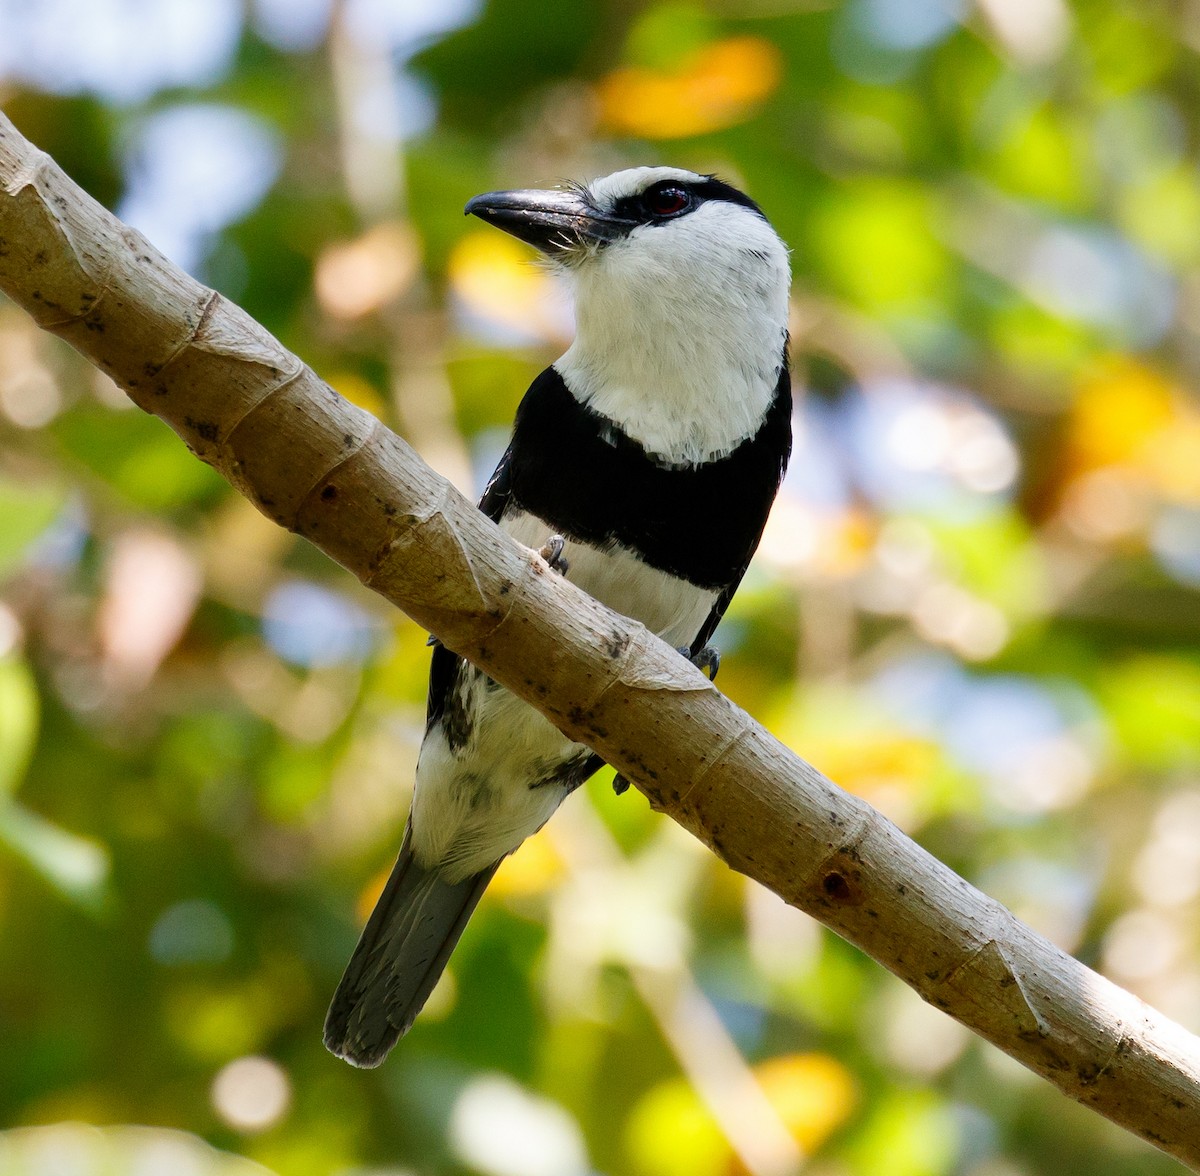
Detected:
left=466, top=167, right=791, bottom=463
left=465, top=165, right=789, bottom=316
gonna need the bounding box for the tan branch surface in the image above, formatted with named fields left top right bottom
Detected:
left=1, top=110, right=1198, bottom=1168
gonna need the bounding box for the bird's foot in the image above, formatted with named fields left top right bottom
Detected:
left=538, top=534, right=570, bottom=576
left=612, top=773, right=631, bottom=795
left=678, top=644, right=720, bottom=682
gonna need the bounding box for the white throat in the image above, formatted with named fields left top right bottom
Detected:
left=554, top=196, right=790, bottom=466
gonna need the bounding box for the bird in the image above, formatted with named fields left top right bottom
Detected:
left=324, top=165, right=793, bottom=1067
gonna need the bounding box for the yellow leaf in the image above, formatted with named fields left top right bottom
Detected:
left=355, top=862, right=392, bottom=925
left=597, top=37, right=782, bottom=139
left=625, top=1078, right=726, bottom=1176
left=809, top=735, right=941, bottom=823
left=749, top=1053, right=857, bottom=1155
left=1068, top=357, right=1174, bottom=472
left=1066, top=357, right=1200, bottom=506
left=490, top=828, right=565, bottom=898
left=625, top=1053, right=856, bottom=1176
left=448, top=230, right=562, bottom=340
left=1139, top=403, right=1200, bottom=504
left=326, top=371, right=386, bottom=419
left=818, top=507, right=876, bottom=578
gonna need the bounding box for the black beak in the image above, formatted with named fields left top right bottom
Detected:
left=464, top=188, right=633, bottom=254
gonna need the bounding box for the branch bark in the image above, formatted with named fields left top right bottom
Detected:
left=1, top=110, right=1198, bottom=1168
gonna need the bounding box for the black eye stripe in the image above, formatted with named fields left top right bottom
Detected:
left=689, top=176, right=766, bottom=219
left=607, top=174, right=767, bottom=227
left=610, top=183, right=692, bottom=223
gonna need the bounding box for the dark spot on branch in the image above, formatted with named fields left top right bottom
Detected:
left=822, top=872, right=852, bottom=901
left=184, top=417, right=219, bottom=442
left=321, top=484, right=338, bottom=501
left=606, top=629, right=630, bottom=659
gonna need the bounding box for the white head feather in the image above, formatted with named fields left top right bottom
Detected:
left=553, top=167, right=791, bottom=465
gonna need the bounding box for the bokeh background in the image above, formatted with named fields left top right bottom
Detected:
left=2, top=0, right=1200, bottom=1173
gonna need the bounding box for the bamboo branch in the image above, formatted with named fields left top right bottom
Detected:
left=1, top=110, right=1197, bottom=1168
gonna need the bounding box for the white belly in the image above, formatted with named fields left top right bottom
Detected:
left=410, top=510, right=719, bottom=881
left=503, top=510, right=717, bottom=648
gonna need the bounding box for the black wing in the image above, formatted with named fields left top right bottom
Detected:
left=690, top=578, right=741, bottom=658
left=426, top=445, right=515, bottom=729
left=690, top=362, right=793, bottom=658
left=477, top=442, right=516, bottom=522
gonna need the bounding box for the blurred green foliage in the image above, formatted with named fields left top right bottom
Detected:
left=2, top=1, right=1200, bottom=1174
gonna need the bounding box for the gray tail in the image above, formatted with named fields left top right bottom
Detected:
left=324, top=825, right=498, bottom=1068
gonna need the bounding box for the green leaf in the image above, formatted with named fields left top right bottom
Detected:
left=51, top=403, right=225, bottom=512
left=1101, top=655, right=1200, bottom=770
left=0, top=476, right=67, bottom=579
left=0, top=801, right=110, bottom=911
left=0, top=655, right=38, bottom=797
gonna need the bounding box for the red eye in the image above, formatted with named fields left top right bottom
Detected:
left=645, top=185, right=690, bottom=217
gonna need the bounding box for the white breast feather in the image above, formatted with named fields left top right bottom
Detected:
left=504, top=511, right=716, bottom=647
left=555, top=193, right=790, bottom=465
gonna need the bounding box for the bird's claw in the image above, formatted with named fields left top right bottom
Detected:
left=678, top=644, right=720, bottom=682
left=539, top=534, right=570, bottom=576
left=612, top=773, right=631, bottom=795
